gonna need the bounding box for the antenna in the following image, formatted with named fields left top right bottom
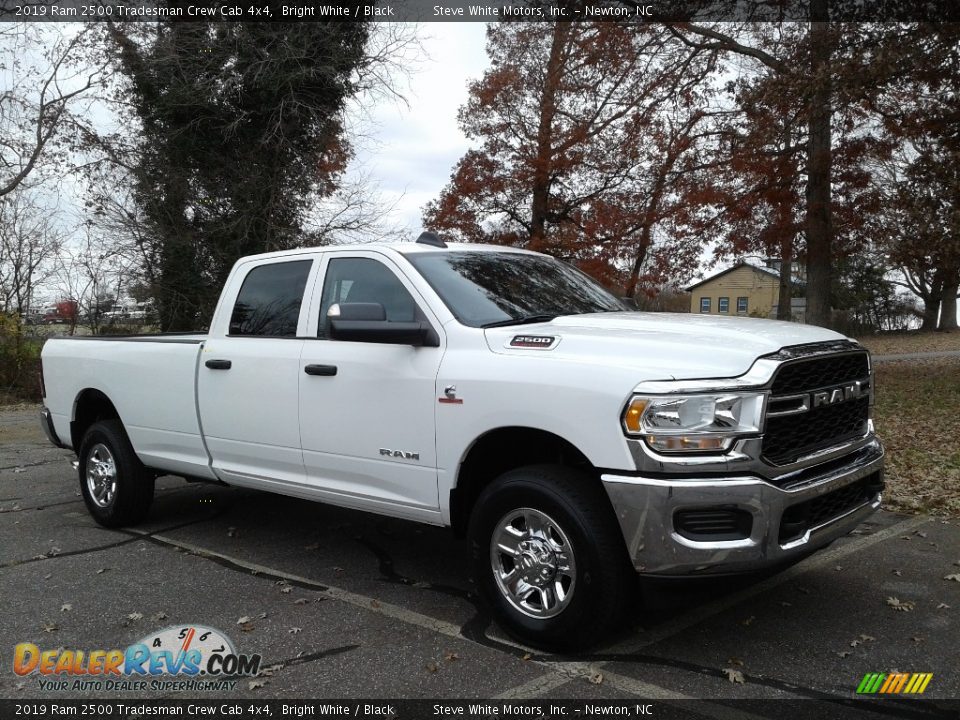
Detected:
left=416, top=231, right=447, bottom=249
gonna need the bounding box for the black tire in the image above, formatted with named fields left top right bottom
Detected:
left=468, top=464, right=634, bottom=651
left=78, top=419, right=155, bottom=528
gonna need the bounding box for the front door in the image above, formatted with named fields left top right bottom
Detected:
left=298, top=253, right=444, bottom=516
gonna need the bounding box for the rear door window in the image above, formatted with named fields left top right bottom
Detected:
left=229, top=260, right=312, bottom=337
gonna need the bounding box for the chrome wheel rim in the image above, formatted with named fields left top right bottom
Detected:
left=490, top=507, right=577, bottom=619
left=86, top=443, right=117, bottom=508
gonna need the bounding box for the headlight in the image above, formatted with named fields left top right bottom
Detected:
left=622, top=392, right=765, bottom=454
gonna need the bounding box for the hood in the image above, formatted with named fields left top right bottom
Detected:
left=484, top=312, right=850, bottom=381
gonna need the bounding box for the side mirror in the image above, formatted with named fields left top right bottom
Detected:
left=328, top=303, right=439, bottom=347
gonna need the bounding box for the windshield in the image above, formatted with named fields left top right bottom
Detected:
left=406, top=251, right=627, bottom=328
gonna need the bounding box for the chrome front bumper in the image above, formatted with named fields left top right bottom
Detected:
left=602, top=438, right=884, bottom=576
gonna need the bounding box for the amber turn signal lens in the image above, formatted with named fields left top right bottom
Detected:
left=623, top=398, right=647, bottom=433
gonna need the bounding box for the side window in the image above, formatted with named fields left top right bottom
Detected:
left=229, top=260, right=312, bottom=337
left=737, top=296, right=749, bottom=314
left=718, top=297, right=730, bottom=314
left=699, top=297, right=711, bottom=313
left=318, top=257, right=419, bottom=338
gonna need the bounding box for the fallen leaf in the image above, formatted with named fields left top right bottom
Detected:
left=60, top=603, right=72, bottom=613
left=726, top=657, right=744, bottom=666
left=834, top=565, right=843, bottom=572
left=886, top=597, right=915, bottom=612
left=43, top=623, right=57, bottom=633
left=293, top=598, right=309, bottom=605
left=227, top=527, right=237, bottom=538
left=836, top=651, right=851, bottom=658
left=849, top=639, right=861, bottom=647
left=370, top=600, right=381, bottom=609
left=96, top=568, right=109, bottom=575
left=43, top=574, right=51, bottom=580
left=796, top=586, right=811, bottom=595
left=248, top=679, right=268, bottom=690
left=589, top=672, right=603, bottom=685
left=913, top=530, right=928, bottom=539
left=936, top=602, right=950, bottom=609
left=723, top=668, right=745, bottom=684
left=303, top=543, right=320, bottom=551
left=280, top=586, right=292, bottom=594
left=412, top=581, right=431, bottom=589
left=257, top=612, right=268, bottom=619
left=859, top=634, right=876, bottom=642
left=13, top=467, right=25, bottom=473
left=944, top=574, right=960, bottom=583
left=521, top=653, right=532, bottom=661
left=741, top=616, right=756, bottom=626
left=426, top=662, right=438, bottom=673
left=779, top=601, right=792, bottom=607
left=236, top=616, right=251, bottom=625
left=333, top=566, right=344, bottom=573
left=126, top=612, right=143, bottom=621
left=238, top=622, right=254, bottom=632
left=444, top=651, right=459, bottom=662
left=911, top=636, right=924, bottom=643
left=288, top=627, right=302, bottom=635
left=892, top=569, right=902, bottom=576
left=152, top=612, right=168, bottom=621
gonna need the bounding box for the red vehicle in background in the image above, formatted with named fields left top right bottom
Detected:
left=42, top=300, right=79, bottom=325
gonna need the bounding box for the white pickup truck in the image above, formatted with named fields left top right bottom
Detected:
left=40, top=235, right=884, bottom=649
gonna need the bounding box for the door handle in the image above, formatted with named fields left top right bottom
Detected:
left=304, top=364, right=337, bottom=376
left=205, top=359, right=232, bottom=370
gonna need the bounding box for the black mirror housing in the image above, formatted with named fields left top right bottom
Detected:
left=329, top=319, right=439, bottom=347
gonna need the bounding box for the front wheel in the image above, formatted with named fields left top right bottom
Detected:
left=468, top=465, right=634, bottom=651
left=78, top=419, right=155, bottom=527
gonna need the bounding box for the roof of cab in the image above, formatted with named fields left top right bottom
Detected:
left=234, top=241, right=543, bottom=264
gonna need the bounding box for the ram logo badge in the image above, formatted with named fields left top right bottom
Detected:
left=380, top=448, right=420, bottom=461
left=811, top=381, right=863, bottom=408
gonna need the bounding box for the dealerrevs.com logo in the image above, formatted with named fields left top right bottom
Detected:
left=13, top=624, right=262, bottom=692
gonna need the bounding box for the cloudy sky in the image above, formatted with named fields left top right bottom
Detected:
left=346, top=23, right=490, bottom=239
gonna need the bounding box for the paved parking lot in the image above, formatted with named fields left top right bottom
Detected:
left=1, top=405, right=958, bottom=714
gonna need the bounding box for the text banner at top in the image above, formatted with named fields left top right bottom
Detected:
left=0, top=0, right=960, bottom=23
left=2, top=0, right=960, bottom=23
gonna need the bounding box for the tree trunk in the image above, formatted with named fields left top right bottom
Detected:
left=624, top=227, right=652, bottom=299
left=920, top=270, right=945, bottom=330
left=777, top=237, right=793, bottom=321
left=939, top=270, right=959, bottom=331
left=528, top=23, right=568, bottom=252
left=804, top=0, right=834, bottom=328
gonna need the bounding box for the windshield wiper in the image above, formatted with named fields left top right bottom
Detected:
left=481, top=314, right=558, bottom=329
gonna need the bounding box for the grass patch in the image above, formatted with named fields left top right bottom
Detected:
left=873, top=357, right=960, bottom=516
left=856, top=330, right=960, bottom=356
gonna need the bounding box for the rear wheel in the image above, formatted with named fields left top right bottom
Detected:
left=468, top=464, right=634, bottom=651
left=78, top=419, right=154, bottom=527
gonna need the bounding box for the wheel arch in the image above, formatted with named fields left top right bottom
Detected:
left=449, top=426, right=608, bottom=537
left=70, top=388, right=122, bottom=452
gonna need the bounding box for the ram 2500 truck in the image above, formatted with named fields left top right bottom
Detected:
left=40, top=235, right=884, bottom=649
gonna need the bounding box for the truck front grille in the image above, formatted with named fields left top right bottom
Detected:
left=762, top=351, right=871, bottom=466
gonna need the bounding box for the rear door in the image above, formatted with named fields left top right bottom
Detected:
left=198, top=257, right=317, bottom=487
left=298, top=251, right=445, bottom=516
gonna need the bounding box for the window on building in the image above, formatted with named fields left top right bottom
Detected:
left=718, top=297, right=730, bottom=314
left=737, top=297, right=748, bottom=314
left=699, top=297, right=711, bottom=313
left=229, top=260, right=312, bottom=337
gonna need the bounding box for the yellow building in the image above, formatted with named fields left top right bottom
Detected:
left=686, top=263, right=805, bottom=321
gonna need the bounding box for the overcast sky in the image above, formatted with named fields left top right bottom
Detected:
left=347, top=23, right=490, bottom=239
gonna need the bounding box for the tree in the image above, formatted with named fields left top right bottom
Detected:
left=669, top=11, right=840, bottom=327
left=106, top=22, right=373, bottom=330
left=424, top=22, right=720, bottom=291
left=0, top=191, right=63, bottom=315
left=867, top=24, right=960, bottom=331
left=0, top=27, right=101, bottom=198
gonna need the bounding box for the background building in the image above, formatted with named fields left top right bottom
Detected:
left=686, top=261, right=806, bottom=321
